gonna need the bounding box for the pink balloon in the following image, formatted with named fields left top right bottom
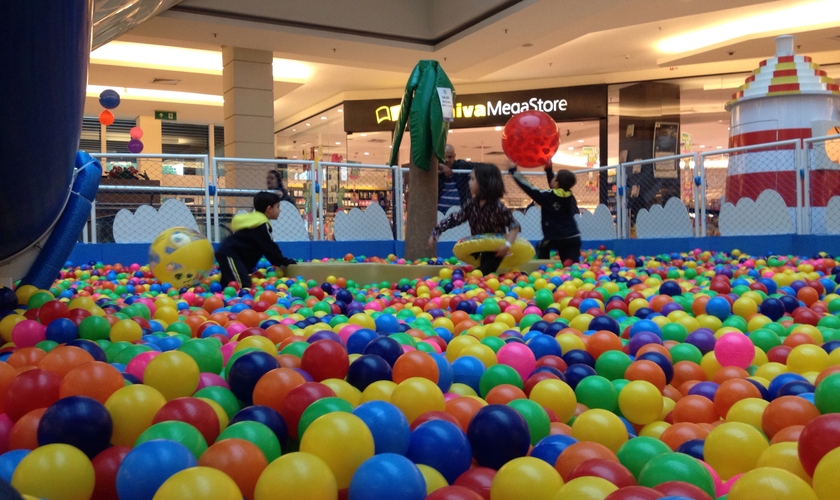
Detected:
left=713, top=332, right=754, bottom=368
left=129, top=126, right=143, bottom=140
left=497, top=342, right=537, bottom=380
left=11, top=320, right=46, bottom=348
left=125, top=351, right=161, bottom=381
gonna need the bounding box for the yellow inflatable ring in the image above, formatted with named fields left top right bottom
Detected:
left=453, top=234, right=535, bottom=269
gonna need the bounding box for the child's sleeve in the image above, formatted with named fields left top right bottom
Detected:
left=501, top=204, right=521, bottom=232
left=510, top=168, right=551, bottom=206
left=258, top=225, right=297, bottom=267
left=431, top=209, right=467, bottom=240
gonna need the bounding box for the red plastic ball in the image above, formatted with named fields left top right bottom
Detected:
left=501, top=110, right=560, bottom=168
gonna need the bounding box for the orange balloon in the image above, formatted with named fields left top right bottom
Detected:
left=555, top=442, right=618, bottom=481
left=198, top=438, right=268, bottom=499
left=761, top=395, right=821, bottom=438
left=445, top=397, right=485, bottom=432
left=660, top=422, right=709, bottom=451
left=713, top=378, right=761, bottom=419
left=252, top=367, right=306, bottom=413
left=485, top=384, right=526, bottom=405
left=673, top=395, right=718, bottom=424
left=60, top=361, right=126, bottom=404
left=6, top=348, right=46, bottom=369
left=624, top=360, right=667, bottom=392
left=392, top=350, right=439, bottom=384
left=98, top=109, right=115, bottom=126
left=586, top=331, right=624, bottom=360
left=8, top=408, right=46, bottom=450
left=39, top=346, right=95, bottom=379
left=770, top=424, right=805, bottom=444
left=671, top=361, right=706, bottom=389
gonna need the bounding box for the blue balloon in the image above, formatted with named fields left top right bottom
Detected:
left=348, top=453, right=426, bottom=500
left=346, top=354, right=392, bottom=391
left=37, top=396, right=112, bottom=458
left=531, top=434, right=577, bottom=466
left=99, top=89, right=121, bottom=109
left=467, top=405, right=530, bottom=470
left=407, top=420, right=472, bottom=483
left=451, top=356, right=485, bottom=394
left=0, top=450, right=29, bottom=482
left=116, top=440, right=197, bottom=500
left=353, top=401, right=410, bottom=455
left=227, top=351, right=280, bottom=405
left=45, top=318, right=78, bottom=343
left=230, top=405, right=289, bottom=452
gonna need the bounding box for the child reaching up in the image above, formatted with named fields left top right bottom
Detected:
left=428, top=163, right=521, bottom=275
left=215, top=191, right=297, bottom=288
left=509, top=163, right=581, bottom=265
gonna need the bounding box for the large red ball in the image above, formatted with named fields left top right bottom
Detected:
left=501, top=110, right=560, bottom=168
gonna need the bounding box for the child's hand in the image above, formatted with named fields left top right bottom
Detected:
left=544, top=161, right=553, bottom=171
left=508, top=166, right=517, bottom=174
left=495, top=245, right=510, bottom=258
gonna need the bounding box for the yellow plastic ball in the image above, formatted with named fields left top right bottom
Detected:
left=361, top=380, right=397, bottom=403
left=149, top=227, right=214, bottom=289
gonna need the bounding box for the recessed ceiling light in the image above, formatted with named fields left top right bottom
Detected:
left=578, top=139, right=584, bottom=143
left=465, top=158, right=471, bottom=161
left=292, top=129, right=296, bottom=132
left=568, top=146, right=574, bottom=150
left=699, top=145, right=705, bottom=148
left=292, top=156, right=298, bottom=158
left=337, top=109, right=343, bottom=113
left=360, top=133, right=367, bottom=137
left=574, top=152, right=580, bottom=155
left=321, top=116, right=327, bottom=120
left=448, top=130, right=453, bottom=134
left=306, top=123, right=311, bottom=126
left=495, top=126, right=503, bottom=131
left=335, top=142, right=341, bottom=145
left=364, top=152, right=369, bottom=155
left=716, top=146, right=723, bottom=149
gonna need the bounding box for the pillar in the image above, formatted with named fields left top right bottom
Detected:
left=222, top=46, right=275, bottom=160
left=135, top=115, right=163, bottom=181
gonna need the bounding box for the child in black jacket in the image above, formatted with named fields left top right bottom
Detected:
left=509, top=164, right=581, bottom=264
left=215, top=191, right=297, bottom=288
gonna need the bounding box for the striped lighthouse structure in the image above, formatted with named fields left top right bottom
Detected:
left=725, top=35, right=840, bottom=233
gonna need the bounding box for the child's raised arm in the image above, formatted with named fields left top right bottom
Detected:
left=509, top=166, right=552, bottom=206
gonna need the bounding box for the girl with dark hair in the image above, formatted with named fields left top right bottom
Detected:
left=428, top=163, right=521, bottom=275
left=266, top=170, right=294, bottom=204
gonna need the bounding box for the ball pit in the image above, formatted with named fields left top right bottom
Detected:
left=2, top=248, right=840, bottom=498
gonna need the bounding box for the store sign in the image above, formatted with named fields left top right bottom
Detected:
left=344, top=84, right=606, bottom=133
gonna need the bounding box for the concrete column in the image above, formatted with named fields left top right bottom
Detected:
left=222, top=46, right=275, bottom=160
left=135, top=115, right=163, bottom=180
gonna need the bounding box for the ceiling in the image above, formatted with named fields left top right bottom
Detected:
left=85, top=0, right=840, bottom=153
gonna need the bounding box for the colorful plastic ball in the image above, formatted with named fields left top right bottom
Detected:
left=393, top=350, right=440, bottom=384
left=229, top=405, right=288, bottom=452
left=228, top=351, right=281, bottom=405
left=605, top=486, right=665, bottom=500
left=352, top=400, right=410, bottom=455
left=99, top=89, right=121, bottom=109
left=467, top=404, right=530, bottom=469
left=143, top=351, right=200, bottom=401
left=391, top=377, right=446, bottom=424
left=12, top=319, right=46, bottom=348
left=571, top=409, right=629, bottom=453
left=714, top=333, right=754, bottom=368
left=407, top=419, right=472, bottom=483
left=501, top=110, right=560, bottom=168
left=348, top=453, right=426, bottom=500
left=104, top=384, right=167, bottom=446
left=217, top=421, right=281, bottom=464
left=618, top=380, right=663, bottom=426
left=152, top=466, right=242, bottom=500
left=813, top=447, right=840, bottom=500
left=253, top=452, right=337, bottom=500
left=638, top=453, right=715, bottom=498
left=91, top=445, right=130, bottom=500
left=558, top=476, right=619, bottom=499
left=300, top=339, right=349, bottom=382
left=0, top=449, right=29, bottom=482
left=148, top=227, right=214, bottom=289
left=152, top=397, right=221, bottom=446
left=727, top=467, right=816, bottom=500
left=299, top=412, right=375, bottom=489
left=37, top=396, right=112, bottom=459
left=568, top=458, right=637, bottom=488
left=425, top=485, right=484, bottom=500
left=798, top=413, right=840, bottom=476
left=198, top=439, right=267, bottom=500
left=135, top=420, right=208, bottom=460
left=5, top=369, right=61, bottom=422
left=490, top=456, right=563, bottom=500
left=11, top=443, right=95, bottom=500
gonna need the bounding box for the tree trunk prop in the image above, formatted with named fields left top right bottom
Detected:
left=387, top=60, right=454, bottom=261
left=404, top=157, right=439, bottom=260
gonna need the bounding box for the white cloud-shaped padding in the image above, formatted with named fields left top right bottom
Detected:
left=636, top=198, right=693, bottom=238
left=576, top=204, right=615, bottom=240
left=513, top=206, right=543, bottom=241
left=822, top=198, right=840, bottom=234
left=437, top=206, right=471, bottom=242
left=334, top=203, right=393, bottom=241
left=235, top=201, right=309, bottom=242
left=113, top=199, right=199, bottom=243
left=719, top=189, right=795, bottom=235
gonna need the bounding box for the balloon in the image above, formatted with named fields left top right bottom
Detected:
left=99, top=89, right=121, bottom=109
left=299, top=412, right=374, bottom=489
left=253, top=452, right=337, bottom=500
left=129, top=127, right=144, bottom=140
left=490, top=456, right=563, bottom=500
left=126, top=139, right=144, bottom=154
left=727, top=467, right=816, bottom=500
left=99, top=109, right=115, bottom=126
left=501, top=110, right=560, bottom=168
left=12, top=443, right=95, bottom=500
left=37, top=396, right=113, bottom=458
left=467, top=405, right=530, bottom=469
left=348, top=453, right=426, bottom=500
left=407, top=419, right=472, bottom=484
left=152, top=466, right=242, bottom=500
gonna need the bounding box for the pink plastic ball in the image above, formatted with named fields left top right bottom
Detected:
left=523, top=306, right=542, bottom=316
left=197, top=372, right=229, bottom=391
left=125, top=351, right=161, bottom=381
left=220, top=341, right=238, bottom=364
left=497, top=342, right=537, bottom=380
left=714, top=332, right=755, bottom=368
left=12, top=320, right=46, bottom=347
left=718, top=473, right=743, bottom=496
left=226, top=322, right=248, bottom=337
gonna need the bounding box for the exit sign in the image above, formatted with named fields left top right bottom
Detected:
left=155, top=111, right=177, bottom=120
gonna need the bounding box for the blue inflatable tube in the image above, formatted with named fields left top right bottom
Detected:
left=21, top=153, right=102, bottom=289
